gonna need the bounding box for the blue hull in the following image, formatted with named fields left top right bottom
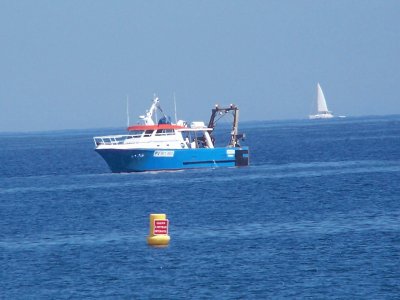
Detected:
left=95, top=147, right=249, bottom=172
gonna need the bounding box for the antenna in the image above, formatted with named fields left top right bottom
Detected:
left=126, top=95, right=130, bottom=128
left=173, top=92, right=177, bottom=123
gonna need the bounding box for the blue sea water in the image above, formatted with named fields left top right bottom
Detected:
left=1, top=116, right=399, bottom=299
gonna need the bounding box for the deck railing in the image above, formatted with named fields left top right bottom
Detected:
left=93, top=134, right=141, bottom=146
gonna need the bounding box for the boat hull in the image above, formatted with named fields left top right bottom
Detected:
left=95, top=147, right=249, bottom=172
left=309, top=113, right=334, bottom=119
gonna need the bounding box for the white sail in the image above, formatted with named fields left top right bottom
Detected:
left=317, top=83, right=329, bottom=113
left=309, top=83, right=333, bottom=119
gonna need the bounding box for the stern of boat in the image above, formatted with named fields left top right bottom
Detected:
left=235, top=147, right=249, bottom=166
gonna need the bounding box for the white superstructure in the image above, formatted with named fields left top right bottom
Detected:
left=94, top=97, right=215, bottom=150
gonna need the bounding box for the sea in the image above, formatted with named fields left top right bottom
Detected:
left=1, top=116, right=399, bottom=299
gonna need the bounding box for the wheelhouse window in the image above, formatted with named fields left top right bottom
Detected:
left=155, top=129, right=175, bottom=136
left=143, top=130, right=154, bottom=137
left=128, top=130, right=142, bottom=137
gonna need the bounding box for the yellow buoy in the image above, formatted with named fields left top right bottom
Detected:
left=147, top=213, right=170, bottom=247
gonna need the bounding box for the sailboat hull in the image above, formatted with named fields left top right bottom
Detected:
left=309, top=113, right=334, bottom=119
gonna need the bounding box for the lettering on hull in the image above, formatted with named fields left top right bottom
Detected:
left=226, top=149, right=235, bottom=157
left=154, top=150, right=175, bottom=157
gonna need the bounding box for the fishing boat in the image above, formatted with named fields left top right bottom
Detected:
left=93, top=97, right=249, bottom=172
left=309, top=83, right=334, bottom=119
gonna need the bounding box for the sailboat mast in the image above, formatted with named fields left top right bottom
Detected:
left=317, top=83, right=329, bottom=113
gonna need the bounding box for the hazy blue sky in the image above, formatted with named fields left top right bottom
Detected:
left=1, top=0, right=399, bottom=132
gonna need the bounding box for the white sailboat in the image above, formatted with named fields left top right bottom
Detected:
left=309, top=83, right=334, bottom=119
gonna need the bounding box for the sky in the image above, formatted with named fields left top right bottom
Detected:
left=0, top=0, right=399, bottom=132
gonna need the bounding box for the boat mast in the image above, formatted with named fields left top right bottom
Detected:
left=317, top=83, right=329, bottom=113
left=139, top=96, right=159, bottom=125
left=173, top=92, right=178, bottom=124
left=126, top=95, right=130, bottom=128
